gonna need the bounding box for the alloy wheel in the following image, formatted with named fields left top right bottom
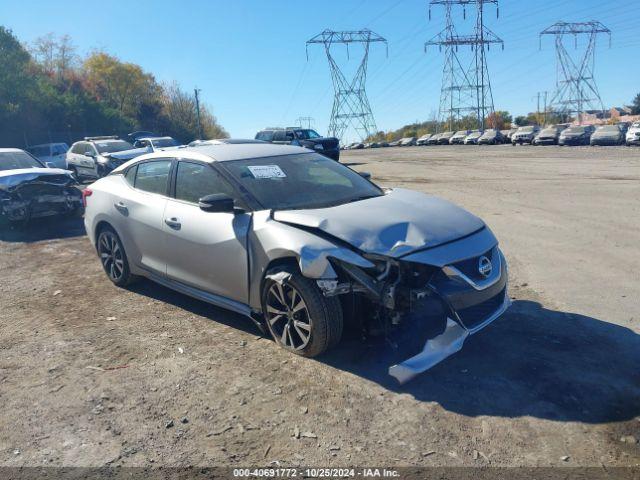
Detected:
left=98, top=231, right=124, bottom=282
left=265, top=282, right=312, bottom=350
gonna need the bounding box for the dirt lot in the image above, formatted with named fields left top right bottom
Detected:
left=0, top=145, right=639, bottom=469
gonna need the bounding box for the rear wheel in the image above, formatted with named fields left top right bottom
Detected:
left=97, top=227, right=136, bottom=287
left=262, top=272, right=343, bottom=357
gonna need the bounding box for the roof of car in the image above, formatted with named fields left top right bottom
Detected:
left=0, top=148, right=27, bottom=153
left=112, top=143, right=310, bottom=173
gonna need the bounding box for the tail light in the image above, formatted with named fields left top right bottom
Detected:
left=82, top=188, right=92, bottom=208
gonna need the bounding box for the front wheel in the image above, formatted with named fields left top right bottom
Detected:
left=262, top=272, right=343, bottom=358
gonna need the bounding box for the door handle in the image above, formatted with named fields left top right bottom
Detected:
left=114, top=202, right=128, bottom=214
left=164, top=217, right=181, bottom=230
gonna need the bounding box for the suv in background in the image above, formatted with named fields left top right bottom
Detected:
left=26, top=143, right=69, bottom=169
left=132, top=136, right=181, bottom=151
left=66, top=136, right=139, bottom=180
left=512, top=126, right=540, bottom=145
left=255, top=128, right=340, bottom=161
left=626, top=122, right=640, bottom=146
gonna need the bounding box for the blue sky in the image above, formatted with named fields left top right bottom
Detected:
left=1, top=0, right=638, bottom=141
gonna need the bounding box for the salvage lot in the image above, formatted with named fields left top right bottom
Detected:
left=0, top=145, right=639, bottom=467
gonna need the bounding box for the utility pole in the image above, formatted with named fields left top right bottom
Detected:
left=540, top=21, right=611, bottom=124
left=306, top=29, right=387, bottom=143
left=427, top=0, right=503, bottom=131
left=194, top=87, right=203, bottom=139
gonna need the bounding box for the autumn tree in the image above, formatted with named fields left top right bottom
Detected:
left=84, top=52, right=156, bottom=116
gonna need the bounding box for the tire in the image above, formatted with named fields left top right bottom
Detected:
left=96, top=226, right=136, bottom=287
left=261, top=271, right=343, bottom=358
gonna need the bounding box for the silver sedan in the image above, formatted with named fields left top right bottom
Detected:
left=84, top=143, right=510, bottom=383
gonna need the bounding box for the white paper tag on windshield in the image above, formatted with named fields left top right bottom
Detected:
left=247, top=165, right=286, bottom=179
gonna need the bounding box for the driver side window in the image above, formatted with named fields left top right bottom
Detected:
left=175, top=162, right=235, bottom=204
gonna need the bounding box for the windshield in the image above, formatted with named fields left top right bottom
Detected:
left=454, top=131, right=468, bottom=135
left=597, top=126, right=619, bottom=133
left=294, top=129, right=321, bottom=140
left=223, top=153, right=383, bottom=211
left=541, top=128, right=557, bottom=135
left=95, top=140, right=134, bottom=154
left=517, top=126, right=534, bottom=133
left=565, top=127, right=585, bottom=134
left=481, top=130, right=496, bottom=137
left=151, top=138, right=179, bottom=148
left=0, top=151, right=44, bottom=171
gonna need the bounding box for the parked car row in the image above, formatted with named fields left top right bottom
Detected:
left=366, top=122, right=639, bottom=148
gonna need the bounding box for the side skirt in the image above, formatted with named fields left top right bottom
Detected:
left=144, top=270, right=253, bottom=317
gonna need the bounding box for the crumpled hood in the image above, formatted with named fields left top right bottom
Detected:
left=0, top=168, right=73, bottom=188
left=273, top=188, right=485, bottom=257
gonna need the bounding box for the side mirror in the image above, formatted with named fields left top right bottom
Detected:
left=359, top=171, right=372, bottom=180
left=198, top=194, right=235, bottom=213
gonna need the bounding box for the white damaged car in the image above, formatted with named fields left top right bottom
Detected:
left=83, top=143, right=510, bottom=383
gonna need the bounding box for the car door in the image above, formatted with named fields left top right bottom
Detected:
left=74, top=142, right=98, bottom=177
left=117, top=159, right=173, bottom=276
left=162, top=160, right=251, bottom=303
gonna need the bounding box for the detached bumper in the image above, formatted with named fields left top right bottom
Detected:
left=389, top=248, right=510, bottom=384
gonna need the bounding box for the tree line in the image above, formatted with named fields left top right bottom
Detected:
left=0, top=27, right=227, bottom=148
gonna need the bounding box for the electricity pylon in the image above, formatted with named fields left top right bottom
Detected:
left=540, top=21, right=611, bottom=124
left=426, top=1, right=503, bottom=131
left=307, top=29, right=387, bottom=142
left=295, top=116, right=315, bottom=129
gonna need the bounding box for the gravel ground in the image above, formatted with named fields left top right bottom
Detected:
left=0, top=145, right=638, bottom=469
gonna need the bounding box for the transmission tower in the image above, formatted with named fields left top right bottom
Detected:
left=540, top=21, right=611, bottom=124
left=295, top=116, right=315, bottom=129
left=307, top=29, right=387, bottom=142
left=426, top=1, right=503, bottom=131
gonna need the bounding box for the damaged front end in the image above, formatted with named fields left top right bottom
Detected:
left=317, top=228, right=510, bottom=384
left=0, top=172, right=83, bottom=224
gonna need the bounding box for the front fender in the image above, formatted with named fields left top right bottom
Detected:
left=248, top=211, right=373, bottom=310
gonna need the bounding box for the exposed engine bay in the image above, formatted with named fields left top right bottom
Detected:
left=316, top=244, right=509, bottom=383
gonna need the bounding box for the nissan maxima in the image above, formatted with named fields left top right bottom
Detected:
left=84, top=144, right=510, bottom=383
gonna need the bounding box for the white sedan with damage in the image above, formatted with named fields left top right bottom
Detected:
left=83, top=143, right=510, bottom=383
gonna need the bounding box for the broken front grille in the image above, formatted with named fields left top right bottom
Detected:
left=455, top=287, right=506, bottom=330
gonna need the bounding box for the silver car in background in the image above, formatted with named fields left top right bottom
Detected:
left=84, top=143, right=510, bottom=383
